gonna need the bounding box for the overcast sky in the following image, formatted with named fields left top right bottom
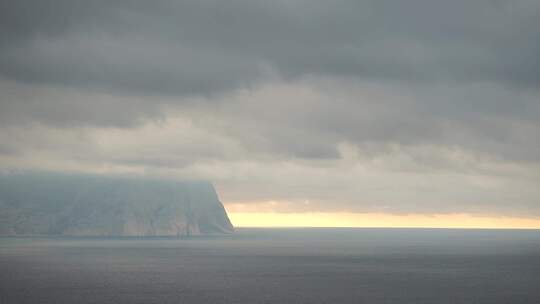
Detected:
left=1, top=0, right=539, bottom=217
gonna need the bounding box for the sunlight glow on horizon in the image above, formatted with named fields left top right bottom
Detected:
left=228, top=212, right=540, bottom=229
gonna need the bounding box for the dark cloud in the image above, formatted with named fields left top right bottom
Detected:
left=1, top=0, right=539, bottom=96
left=189, top=81, right=540, bottom=162
left=0, top=144, right=18, bottom=156
left=1, top=0, right=539, bottom=135
left=0, top=79, right=165, bottom=127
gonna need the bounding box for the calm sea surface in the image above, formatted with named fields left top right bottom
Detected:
left=1, top=228, right=540, bottom=304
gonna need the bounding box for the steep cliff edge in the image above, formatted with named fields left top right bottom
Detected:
left=0, top=172, right=234, bottom=236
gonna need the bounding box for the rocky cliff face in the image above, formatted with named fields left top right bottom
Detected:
left=0, top=172, right=234, bottom=236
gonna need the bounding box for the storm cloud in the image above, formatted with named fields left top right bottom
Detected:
left=2, top=0, right=540, bottom=95
left=0, top=0, right=539, bottom=217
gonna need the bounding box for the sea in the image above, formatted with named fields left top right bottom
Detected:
left=1, top=228, right=540, bottom=304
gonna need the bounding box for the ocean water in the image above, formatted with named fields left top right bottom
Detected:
left=1, top=228, right=540, bottom=304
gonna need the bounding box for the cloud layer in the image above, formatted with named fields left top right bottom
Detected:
left=1, top=0, right=539, bottom=216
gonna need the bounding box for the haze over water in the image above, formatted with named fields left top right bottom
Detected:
left=2, top=228, right=540, bottom=304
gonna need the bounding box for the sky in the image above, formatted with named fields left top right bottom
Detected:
left=1, top=0, right=540, bottom=228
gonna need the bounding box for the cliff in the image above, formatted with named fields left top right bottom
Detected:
left=0, top=172, right=234, bottom=236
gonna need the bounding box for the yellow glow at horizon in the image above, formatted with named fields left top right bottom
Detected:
left=228, top=212, right=540, bottom=229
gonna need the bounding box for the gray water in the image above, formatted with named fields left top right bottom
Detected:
left=1, top=228, right=540, bottom=303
